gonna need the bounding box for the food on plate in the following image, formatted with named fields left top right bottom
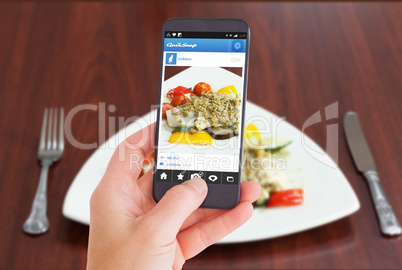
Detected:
left=162, top=103, right=174, bottom=119
left=187, top=131, right=213, bottom=145
left=264, top=141, right=292, bottom=154
left=168, top=131, right=212, bottom=145
left=217, top=85, right=238, bottom=98
left=163, top=82, right=240, bottom=145
left=204, top=127, right=235, bottom=140
left=242, top=124, right=302, bottom=208
left=244, top=123, right=261, bottom=145
left=193, top=82, right=213, bottom=96
left=167, top=93, right=239, bottom=130
left=267, top=189, right=303, bottom=207
left=171, top=95, right=190, bottom=107
left=140, top=152, right=155, bottom=176
left=166, top=86, right=194, bottom=99
left=171, top=126, right=192, bottom=133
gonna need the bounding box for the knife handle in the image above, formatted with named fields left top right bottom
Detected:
left=364, top=171, right=402, bottom=236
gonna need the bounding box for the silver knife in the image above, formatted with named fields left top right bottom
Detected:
left=344, top=112, right=401, bottom=236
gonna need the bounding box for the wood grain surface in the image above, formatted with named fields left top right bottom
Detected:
left=0, top=2, right=401, bottom=269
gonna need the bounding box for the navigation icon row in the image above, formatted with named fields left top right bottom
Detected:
left=155, top=170, right=238, bottom=185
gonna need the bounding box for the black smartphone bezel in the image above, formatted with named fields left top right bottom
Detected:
left=153, top=18, right=250, bottom=209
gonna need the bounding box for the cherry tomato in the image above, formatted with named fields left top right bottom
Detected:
left=142, top=152, right=155, bottom=167
left=193, top=82, right=213, bottom=96
left=267, top=189, right=303, bottom=207
left=166, top=86, right=193, bottom=99
left=171, top=95, right=190, bottom=107
left=162, top=102, right=173, bottom=119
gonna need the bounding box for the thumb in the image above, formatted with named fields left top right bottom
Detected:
left=147, top=178, right=208, bottom=234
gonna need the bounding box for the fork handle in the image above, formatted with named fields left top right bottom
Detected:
left=33, top=160, right=51, bottom=215
left=23, top=160, right=52, bottom=234
left=364, top=171, right=401, bottom=236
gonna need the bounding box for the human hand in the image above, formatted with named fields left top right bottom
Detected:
left=87, top=123, right=261, bottom=270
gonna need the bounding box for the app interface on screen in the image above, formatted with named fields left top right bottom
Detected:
left=156, top=31, right=247, bottom=185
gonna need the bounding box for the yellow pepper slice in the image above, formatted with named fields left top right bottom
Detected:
left=245, top=124, right=261, bottom=140
left=168, top=131, right=212, bottom=145
left=217, top=85, right=238, bottom=98
left=189, top=131, right=212, bottom=145
left=245, top=124, right=261, bottom=145
left=168, top=132, right=192, bottom=144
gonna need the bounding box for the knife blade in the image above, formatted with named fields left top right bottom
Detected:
left=344, top=112, right=401, bottom=236
left=344, top=112, right=376, bottom=172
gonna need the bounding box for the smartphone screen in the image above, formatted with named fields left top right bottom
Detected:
left=153, top=19, right=249, bottom=209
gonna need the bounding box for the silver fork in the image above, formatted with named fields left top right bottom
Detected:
left=23, top=108, right=64, bottom=235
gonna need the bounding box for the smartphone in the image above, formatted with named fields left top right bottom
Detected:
left=153, top=18, right=250, bottom=209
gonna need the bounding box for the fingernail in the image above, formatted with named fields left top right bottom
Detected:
left=185, top=178, right=207, bottom=195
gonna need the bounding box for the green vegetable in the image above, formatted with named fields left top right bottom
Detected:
left=254, top=188, right=270, bottom=207
left=254, top=197, right=268, bottom=207
left=265, top=141, right=292, bottom=153
left=248, top=135, right=260, bottom=146
left=230, top=92, right=238, bottom=99
left=171, top=127, right=192, bottom=134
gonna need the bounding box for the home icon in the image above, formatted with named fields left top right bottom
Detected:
left=160, top=172, right=167, bottom=180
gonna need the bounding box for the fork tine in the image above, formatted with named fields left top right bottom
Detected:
left=39, top=109, right=48, bottom=151
left=47, top=108, right=53, bottom=150
left=58, top=108, right=64, bottom=151
left=52, top=109, right=58, bottom=149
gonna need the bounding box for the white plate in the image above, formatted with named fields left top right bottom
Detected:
left=63, top=69, right=360, bottom=243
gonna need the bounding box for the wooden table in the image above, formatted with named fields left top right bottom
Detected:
left=1, top=2, right=401, bottom=269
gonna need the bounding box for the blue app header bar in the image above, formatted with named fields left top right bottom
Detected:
left=164, top=38, right=246, bottom=53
